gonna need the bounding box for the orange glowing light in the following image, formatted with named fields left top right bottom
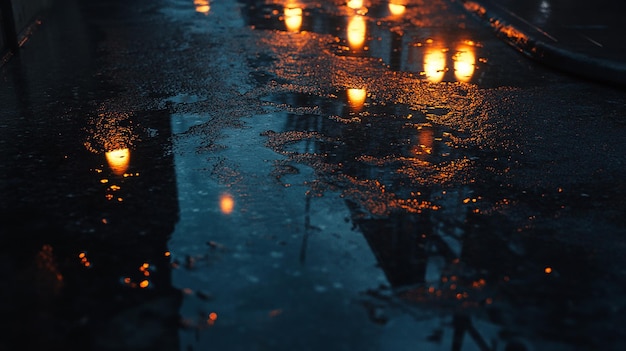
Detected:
left=388, top=2, right=406, bottom=16
left=164, top=251, right=171, bottom=257
left=220, top=193, right=235, bottom=215
left=284, top=7, right=303, bottom=32
left=347, top=15, right=366, bottom=50
left=453, top=44, right=476, bottom=82
left=418, top=128, right=433, bottom=156
left=347, top=0, right=363, bottom=9
left=105, top=148, right=130, bottom=176
left=347, top=88, right=367, bottom=111
left=544, top=267, right=552, bottom=274
left=423, top=45, right=446, bottom=83
left=208, top=312, right=218, bottom=321
left=139, top=280, right=149, bottom=288
left=194, top=0, right=210, bottom=14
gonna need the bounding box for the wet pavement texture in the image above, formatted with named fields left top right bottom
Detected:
left=1, top=0, right=626, bottom=350
left=460, top=0, right=626, bottom=86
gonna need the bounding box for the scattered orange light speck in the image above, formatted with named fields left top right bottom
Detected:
left=139, top=280, right=149, bottom=288
left=102, top=218, right=108, bottom=224
left=100, top=179, right=109, bottom=184
left=220, top=193, right=235, bottom=215
left=486, top=297, right=493, bottom=304
left=208, top=312, right=218, bottom=322
left=545, top=267, right=552, bottom=274
left=269, top=309, right=283, bottom=317
left=79, top=252, right=86, bottom=259
left=164, top=251, right=171, bottom=257
left=194, top=0, right=210, bottom=15
left=124, top=277, right=131, bottom=284
left=84, top=262, right=91, bottom=267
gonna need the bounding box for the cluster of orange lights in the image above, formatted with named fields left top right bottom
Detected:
left=78, top=252, right=92, bottom=268
left=419, top=39, right=478, bottom=83
left=121, top=262, right=152, bottom=289
left=181, top=310, right=219, bottom=329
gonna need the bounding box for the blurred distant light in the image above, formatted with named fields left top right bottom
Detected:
left=423, top=46, right=446, bottom=83
left=194, top=0, right=210, bottom=14
left=347, top=88, right=367, bottom=111
left=388, top=2, right=406, bottom=16
left=453, top=44, right=476, bottom=82
left=220, top=193, right=235, bottom=214
left=347, top=0, right=363, bottom=9
left=284, top=7, right=303, bottom=32
left=105, top=148, right=130, bottom=176
left=347, top=15, right=366, bottom=50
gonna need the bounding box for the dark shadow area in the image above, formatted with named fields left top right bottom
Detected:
left=0, top=1, right=181, bottom=350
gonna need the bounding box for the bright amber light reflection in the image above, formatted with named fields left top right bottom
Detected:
left=423, top=46, right=446, bottom=83
left=347, top=15, right=366, bottom=50
left=105, top=148, right=130, bottom=176
left=347, top=0, right=363, bottom=9
left=347, top=88, right=367, bottom=111
left=284, top=7, right=303, bottom=32
left=388, top=3, right=406, bottom=16
left=454, top=44, right=476, bottom=82
left=194, top=0, right=210, bottom=14
left=220, top=193, right=235, bottom=215
left=419, top=128, right=433, bottom=156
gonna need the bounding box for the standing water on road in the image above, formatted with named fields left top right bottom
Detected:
left=1, top=0, right=625, bottom=350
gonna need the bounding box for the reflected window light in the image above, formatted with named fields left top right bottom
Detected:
left=347, top=88, right=367, bottom=111
left=194, top=0, right=210, bottom=15
left=284, top=7, right=303, bottom=32
left=347, top=15, right=366, bottom=50
left=388, top=2, right=406, bottom=16
left=347, top=0, right=363, bottom=9
left=423, top=46, right=446, bottom=83
left=105, top=148, right=130, bottom=176
left=220, top=193, right=235, bottom=215
left=453, top=44, right=476, bottom=82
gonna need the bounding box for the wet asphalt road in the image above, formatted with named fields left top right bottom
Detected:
left=1, top=0, right=626, bottom=350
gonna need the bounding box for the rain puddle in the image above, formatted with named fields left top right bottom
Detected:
left=238, top=0, right=490, bottom=84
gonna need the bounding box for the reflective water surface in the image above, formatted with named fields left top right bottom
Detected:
left=1, top=0, right=625, bottom=350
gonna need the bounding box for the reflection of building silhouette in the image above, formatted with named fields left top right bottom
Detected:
left=263, top=88, right=600, bottom=350
left=0, top=3, right=181, bottom=350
